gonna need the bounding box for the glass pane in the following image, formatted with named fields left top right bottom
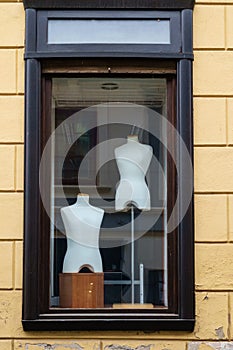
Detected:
left=49, top=76, right=170, bottom=309
left=48, top=19, right=170, bottom=44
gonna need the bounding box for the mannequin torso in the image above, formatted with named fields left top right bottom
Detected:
left=61, top=194, right=104, bottom=273
left=115, top=135, right=152, bottom=210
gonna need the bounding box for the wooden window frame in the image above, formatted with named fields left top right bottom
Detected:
left=22, top=2, right=194, bottom=331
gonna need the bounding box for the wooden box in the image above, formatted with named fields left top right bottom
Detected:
left=59, top=272, right=104, bottom=308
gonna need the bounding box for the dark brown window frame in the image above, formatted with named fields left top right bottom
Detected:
left=22, top=3, right=194, bottom=331
left=40, top=62, right=178, bottom=315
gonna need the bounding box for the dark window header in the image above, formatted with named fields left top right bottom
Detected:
left=23, top=0, right=195, bottom=10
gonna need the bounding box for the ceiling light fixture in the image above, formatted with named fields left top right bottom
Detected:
left=101, top=83, right=119, bottom=90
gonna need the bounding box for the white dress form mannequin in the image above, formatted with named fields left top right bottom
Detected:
left=114, top=135, right=153, bottom=211
left=60, top=193, right=104, bottom=273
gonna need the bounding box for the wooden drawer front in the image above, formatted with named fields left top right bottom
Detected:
left=59, top=273, right=104, bottom=308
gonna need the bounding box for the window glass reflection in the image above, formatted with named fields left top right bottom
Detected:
left=50, top=77, right=168, bottom=309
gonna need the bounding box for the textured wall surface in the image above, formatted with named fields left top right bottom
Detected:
left=0, top=0, right=233, bottom=349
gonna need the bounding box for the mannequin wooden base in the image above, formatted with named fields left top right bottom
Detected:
left=59, top=272, right=104, bottom=308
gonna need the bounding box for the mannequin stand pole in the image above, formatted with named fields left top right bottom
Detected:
left=131, top=206, right=135, bottom=304
left=140, top=263, right=144, bottom=304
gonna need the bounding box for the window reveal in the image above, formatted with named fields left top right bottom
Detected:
left=46, top=76, right=174, bottom=309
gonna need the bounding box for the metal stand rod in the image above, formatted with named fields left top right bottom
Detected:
left=131, top=206, right=134, bottom=304
left=139, top=263, right=144, bottom=304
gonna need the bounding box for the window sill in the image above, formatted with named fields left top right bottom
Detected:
left=22, top=317, right=195, bottom=331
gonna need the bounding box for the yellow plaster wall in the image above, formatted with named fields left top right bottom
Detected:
left=0, top=0, right=233, bottom=349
